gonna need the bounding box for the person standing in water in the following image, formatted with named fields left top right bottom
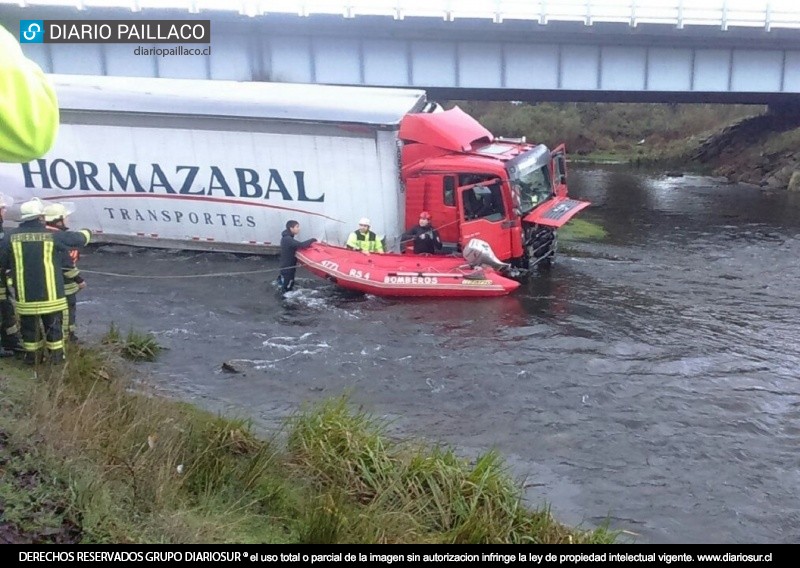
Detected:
left=277, top=220, right=316, bottom=292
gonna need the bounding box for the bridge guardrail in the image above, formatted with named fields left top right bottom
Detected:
left=8, top=0, right=800, bottom=30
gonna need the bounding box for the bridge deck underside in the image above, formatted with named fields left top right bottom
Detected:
left=4, top=9, right=800, bottom=104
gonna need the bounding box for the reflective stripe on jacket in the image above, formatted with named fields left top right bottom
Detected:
left=46, top=224, right=83, bottom=295
left=346, top=229, right=384, bottom=253
left=0, top=220, right=90, bottom=315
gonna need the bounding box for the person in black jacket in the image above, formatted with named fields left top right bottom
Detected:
left=44, top=202, right=85, bottom=343
left=0, top=198, right=91, bottom=364
left=401, top=211, right=442, bottom=255
left=0, top=193, right=22, bottom=356
left=276, top=220, right=316, bottom=292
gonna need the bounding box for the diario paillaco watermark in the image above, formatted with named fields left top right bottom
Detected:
left=134, top=45, right=211, bottom=57
left=19, top=19, right=210, bottom=44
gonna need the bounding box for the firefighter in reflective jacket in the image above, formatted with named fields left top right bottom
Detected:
left=0, top=193, right=23, bottom=356
left=44, top=202, right=84, bottom=342
left=0, top=198, right=91, bottom=364
left=345, top=217, right=384, bottom=254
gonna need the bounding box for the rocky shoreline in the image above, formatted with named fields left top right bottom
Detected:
left=690, top=108, right=800, bottom=191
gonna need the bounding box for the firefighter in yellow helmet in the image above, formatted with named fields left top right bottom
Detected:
left=0, top=24, right=59, bottom=163
left=0, top=198, right=91, bottom=364
left=44, top=202, right=84, bottom=343
left=0, top=193, right=23, bottom=356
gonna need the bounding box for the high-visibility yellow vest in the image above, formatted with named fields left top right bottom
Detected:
left=1, top=220, right=90, bottom=315
left=0, top=25, right=59, bottom=163
left=346, top=230, right=384, bottom=253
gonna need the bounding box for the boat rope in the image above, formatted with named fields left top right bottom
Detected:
left=81, top=264, right=299, bottom=279
left=396, top=217, right=463, bottom=246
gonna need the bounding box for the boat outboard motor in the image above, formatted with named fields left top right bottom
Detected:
left=463, top=238, right=511, bottom=271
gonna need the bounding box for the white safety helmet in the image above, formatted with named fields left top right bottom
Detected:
left=18, top=197, right=45, bottom=221
left=0, top=193, right=14, bottom=209
left=358, top=217, right=371, bottom=226
left=44, top=201, right=76, bottom=223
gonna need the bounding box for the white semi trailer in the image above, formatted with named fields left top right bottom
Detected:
left=0, top=74, right=427, bottom=253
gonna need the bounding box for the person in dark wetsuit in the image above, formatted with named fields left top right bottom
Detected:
left=277, top=220, right=316, bottom=292
left=401, top=211, right=442, bottom=254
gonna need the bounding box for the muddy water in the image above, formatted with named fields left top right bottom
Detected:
left=75, top=166, right=800, bottom=543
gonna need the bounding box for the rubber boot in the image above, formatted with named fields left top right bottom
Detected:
left=49, top=350, right=65, bottom=365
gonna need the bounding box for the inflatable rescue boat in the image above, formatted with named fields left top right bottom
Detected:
left=296, top=240, right=520, bottom=298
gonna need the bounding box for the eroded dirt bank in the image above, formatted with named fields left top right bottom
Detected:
left=691, top=106, right=800, bottom=191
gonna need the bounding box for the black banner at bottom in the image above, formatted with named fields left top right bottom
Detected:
left=10, top=546, right=780, bottom=567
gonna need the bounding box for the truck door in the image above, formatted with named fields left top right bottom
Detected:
left=522, top=143, right=590, bottom=228
left=551, top=144, right=568, bottom=197
left=457, top=180, right=513, bottom=261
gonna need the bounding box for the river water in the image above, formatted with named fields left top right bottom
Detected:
left=75, top=166, right=800, bottom=544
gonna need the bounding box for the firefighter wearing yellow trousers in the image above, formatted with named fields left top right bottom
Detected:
left=0, top=198, right=91, bottom=364
left=45, top=202, right=85, bottom=342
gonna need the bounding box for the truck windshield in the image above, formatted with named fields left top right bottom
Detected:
left=507, top=145, right=552, bottom=213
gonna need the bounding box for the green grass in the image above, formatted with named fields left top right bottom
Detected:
left=559, top=219, right=609, bottom=242
left=101, top=323, right=163, bottom=362
left=569, top=151, right=631, bottom=164
left=451, top=101, right=760, bottom=161
left=287, top=398, right=615, bottom=543
left=761, top=126, right=800, bottom=156
left=0, top=343, right=619, bottom=544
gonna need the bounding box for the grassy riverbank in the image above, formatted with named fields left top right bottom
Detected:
left=453, top=101, right=760, bottom=168
left=455, top=100, right=800, bottom=189
left=0, top=344, right=617, bottom=544
left=559, top=219, right=608, bottom=242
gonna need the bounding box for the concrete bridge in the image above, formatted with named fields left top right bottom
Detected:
left=2, top=1, right=800, bottom=104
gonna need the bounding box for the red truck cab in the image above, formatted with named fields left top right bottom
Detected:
left=399, top=106, right=589, bottom=269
